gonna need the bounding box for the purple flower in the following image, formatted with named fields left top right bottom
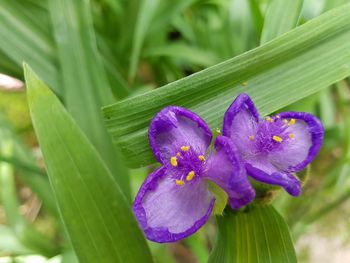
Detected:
left=222, top=93, right=324, bottom=197
left=132, top=94, right=324, bottom=243
left=132, top=106, right=255, bottom=243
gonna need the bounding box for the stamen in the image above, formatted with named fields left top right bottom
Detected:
left=170, top=156, right=178, bottom=167
left=276, top=115, right=280, bottom=119
left=283, top=119, right=288, bottom=124
left=288, top=118, right=296, bottom=126
left=186, top=171, right=195, bottom=181
left=249, top=135, right=254, bottom=141
left=289, top=133, right=295, bottom=139
left=272, top=135, right=283, bottom=143
left=175, top=179, right=185, bottom=186
left=198, top=155, right=205, bottom=161
left=181, top=145, right=190, bottom=152
left=266, top=116, right=273, bottom=122
left=176, top=152, right=181, bottom=157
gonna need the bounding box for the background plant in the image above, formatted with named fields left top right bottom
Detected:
left=0, top=0, right=350, bottom=262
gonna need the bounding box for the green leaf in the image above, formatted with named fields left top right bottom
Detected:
left=128, top=0, right=160, bottom=81
left=143, top=42, right=220, bottom=67
left=0, top=0, right=61, bottom=95
left=48, top=0, right=130, bottom=198
left=260, top=0, right=304, bottom=44
left=0, top=113, right=56, bottom=215
left=103, top=3, right=350, bottom=168
left=208, top=205, right=297, bottom=263
left=208, top=182, right=228, bottom=215
left=0, top=225, right=34, bottom=255
left=24, top=64, right=153, bottom=263
left=0, top=129, right=58, bottom=257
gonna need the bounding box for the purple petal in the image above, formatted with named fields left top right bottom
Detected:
left=132, top=167, right=215, bottom=243
left=204, top=136, right=256, bottom=210
left=149, top=106, right=212, bottom=164
left=269, top=112, right=324, bottom=172
left=222, top=94, right=259, bottom=156
left=245, top=161, right=301, bottom=196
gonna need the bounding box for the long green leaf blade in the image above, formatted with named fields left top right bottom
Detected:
left=260, top=0, right=304, bottom=44
left=128, top=0, right=159, bottom=81
left=48, top=0, right=130, bottom=198
left=0, top=113, right=56, bottom=215
left=24, top=64, right=153, bottom=263
left=208, top=205, right=297, bottom=263
left=103, top=3, right=350, bottom=167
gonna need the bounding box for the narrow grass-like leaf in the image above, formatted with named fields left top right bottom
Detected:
left=128, top=0, right=160, bottom=81
left=24, top=64, right=153, bottom=263
left=103, top=3, right=350, bottom=167
left=248, top=0, right=264, bottom=37
left=0, top=225, right=34, bottom=255
left=49, top=0, right=130, bottom=198
left=260, top=0, right=303, bottom=44
left=0, top=113, right=56, bottom=215
left=0, top=0, right=61, bottom=95
left=0, top=129, right=57, bottom=257
left=208, top=205, right=297, bottom=263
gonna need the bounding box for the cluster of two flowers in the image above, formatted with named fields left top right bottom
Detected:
left=132, top=94, right=324, bottom=243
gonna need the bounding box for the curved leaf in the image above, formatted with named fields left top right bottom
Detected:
left=24, top=64, right=153, bottom=263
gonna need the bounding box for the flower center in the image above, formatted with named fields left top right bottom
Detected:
left=249, top=117, right=296, bottom=154
left=168, top=145, right=205, bottom=186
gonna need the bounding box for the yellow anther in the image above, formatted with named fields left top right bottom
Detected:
left=198, top=155, right=205, bottom=161
left=249, top=135, right=254, bottom=141
left=170, top=156, right=178, bottom=167
left=186, top=171, right=195, bottom=181
left=272, top=135, right=283, bottom=143
left=175, top=179, right=185, bottom=186
left=288, top=118, right=296, bottom=126
left=289, top=133, right=295, bottom=139
left=176, top=152, right=181, bottom=157
left=181, top=145, right=190, bottom=152
left=266, top=116, right=273, bottom=122
left=283, top=119, right=288, bottom=124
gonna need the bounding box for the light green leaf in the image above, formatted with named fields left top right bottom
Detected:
left=0, top=225, right=34, bottom=255
left=48, top=0, right=130, bottom=198
left=103, top=3, right=350, bottom=167
left=0, top=113, right=56, bottom=215
left=24, top=64, right=153, bottom=263
left=260, top=0, right=304, bottom=44
left=0, top=128, right=57, bottom=257
left=208, top=182, right=228, bottom=215
left=208, top=205, right=297, bottom=263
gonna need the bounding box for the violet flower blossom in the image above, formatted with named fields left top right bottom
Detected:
left=132, top=106, right=255, bottom=243
left=132, top=94, right=324, bottom=243
left=223, top=93, right=324, bottom=197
